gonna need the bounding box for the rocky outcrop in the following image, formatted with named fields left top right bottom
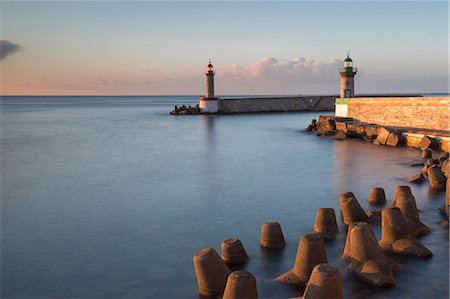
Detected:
left=170, top=104, right=201, bottom=115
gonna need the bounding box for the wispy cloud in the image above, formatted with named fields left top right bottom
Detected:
left=95, top=77, right=152, bottom=86
left=0, top=39, right=23, bottom=60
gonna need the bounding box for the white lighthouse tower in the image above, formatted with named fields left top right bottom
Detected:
left=199, top=60, right=219, bottom=113
left=336, top=53, right=357, bottom=117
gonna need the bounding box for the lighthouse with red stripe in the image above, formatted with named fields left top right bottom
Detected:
left=199, top=60, right=219, bottom=113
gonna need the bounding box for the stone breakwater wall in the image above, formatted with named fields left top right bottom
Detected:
left=218, top=96, right=337, bottom=113
left=308, top=115, right=450, bottom=152
left=346, top=97, right=450, bottom=131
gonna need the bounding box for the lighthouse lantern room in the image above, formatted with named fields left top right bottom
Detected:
left=199, top=60, right=219, bottom=113
left=336, top=53, right=357, bottom=117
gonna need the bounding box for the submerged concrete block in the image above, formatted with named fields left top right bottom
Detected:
left=339, top=192, right=369, bottom=225
left=389, top=186, right=431, bottom=237
left=193, top=247, right=231, bottom=297
left=260, top=222, right=286, bottom=249
left=379, top=208, right=432, bottom=258
left=427, top=165, right=446, bottom=190
left=368, top=187, right=386, bottom=205
left=301, top=264, right=343, bottom=299
left=221, top=238, right=248, bottom=265
left=223, top=271, right=258, bottom=299
left=276, top=234, right=327, bottom=287
left=313, top=208, right=339, bottom=236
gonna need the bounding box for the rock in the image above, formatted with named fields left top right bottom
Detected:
left=410, top=163, right=425, bottom=167
left=318, top=116, right=336, bottom=132
left=193, top=247, right=231, bottom=297
left=375, top=127, right=391, bottom=145
left=373, top=139, right=382, bottom=146
left=260, top=222, right=286, bottom=249
left=301, top=264, right=343, bottom=299
left=368, top=187, right=386, bottom=205
left=441, top=158, right=449, bottom=178
left=339, top=192, right=370, bottom=225
left=427, top=165, right=446, bottom=190
left=422, top=165, right=428, bottom=175
left=343, top=222, right=398, bottom=287
left=421, top=149, right=432, bottom=159
left=335, top=122, right=348, bottom=133
left=366, top=210, right=382, bottom=223
left=439, top=152, right=449, bottom=162
left=305, top=125, right=315, bottom=132
left=332, top=131, right=347, bottom=140
left=407, top=173, right=425, bottom=183
left=426, top=158, right=439, bottom=166
left=386, top=131, right=405, bottom=147
left=389, top=186, right=431, bottom=237
left=418, top=135, right=440, bottom=151
left=223, top=271, right=258, bottom=299
left=313, top=208, right=339, bottom=236
left=221, top=238, right=248, bottom=265
left=379, top=208, right=432, bottom=258
left=276, top=234, right=327, bottom=287
left=364, top=125, right=379, bottom=139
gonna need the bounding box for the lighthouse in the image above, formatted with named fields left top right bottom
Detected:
left=339, top=53, right=357, bottom=98
left=335, top=53, right=357, bottom=117
left=199, top=60, right=219, bottom=113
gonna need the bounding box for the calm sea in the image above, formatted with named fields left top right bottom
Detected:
left=1, top=96, right=448, bottom=298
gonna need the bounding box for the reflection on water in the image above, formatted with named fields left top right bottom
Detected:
left=1, top=96, right=448, bottom=298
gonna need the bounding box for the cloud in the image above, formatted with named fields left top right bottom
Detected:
left=95, top=77, right=152, bottom=86
left=0, top=39, right=23, bottom=60
left=217, top=56, right=342, bottom=94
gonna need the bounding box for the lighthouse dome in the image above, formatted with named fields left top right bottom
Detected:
left=344, top=56, right=352, bottom=62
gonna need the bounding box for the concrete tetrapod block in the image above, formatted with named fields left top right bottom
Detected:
left=345, top=222, right=396, bottom=287
left=221, top=238, right=248, bottom=265
left=388, top=186, right=431, bottom=238
left=276, top=234, right=327, bottom=287
left=407, top=173, right=425, bottom=183
left=260, top=222, right=286, bottom=249
left=313, top=208, right=339, bottom=236
left=301, top=263, right=343, bottom=299
left=427, top=165, right=446, bottom=190
left=193, top=247, right=231, bottom=297
left=421, top=148, right=432, bottom=159
left=339, top=192, right=369, bottom=225
left=368, top=187, right=386, bottom=205
left=222, top=271, right=258, bottom=299
left=379, top=208, right=432, bottom=258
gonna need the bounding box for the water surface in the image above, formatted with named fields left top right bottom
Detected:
left=1, top=96, right=448, bottom=298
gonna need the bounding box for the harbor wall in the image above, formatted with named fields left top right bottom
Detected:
left=218, top=96, right=336, bottom=113
left=346, top=97, right=450, bottom=131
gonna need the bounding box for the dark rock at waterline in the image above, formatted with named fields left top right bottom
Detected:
left=421, top=149, right=432, bottom=159
left=439, top=153, right=449, bottom=163
left=426, top=158, right=440, bottom=166
left=427, top=165, right=446, bottom=190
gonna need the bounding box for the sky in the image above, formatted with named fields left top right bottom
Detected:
left=0, top=1, right=448, bottom=95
